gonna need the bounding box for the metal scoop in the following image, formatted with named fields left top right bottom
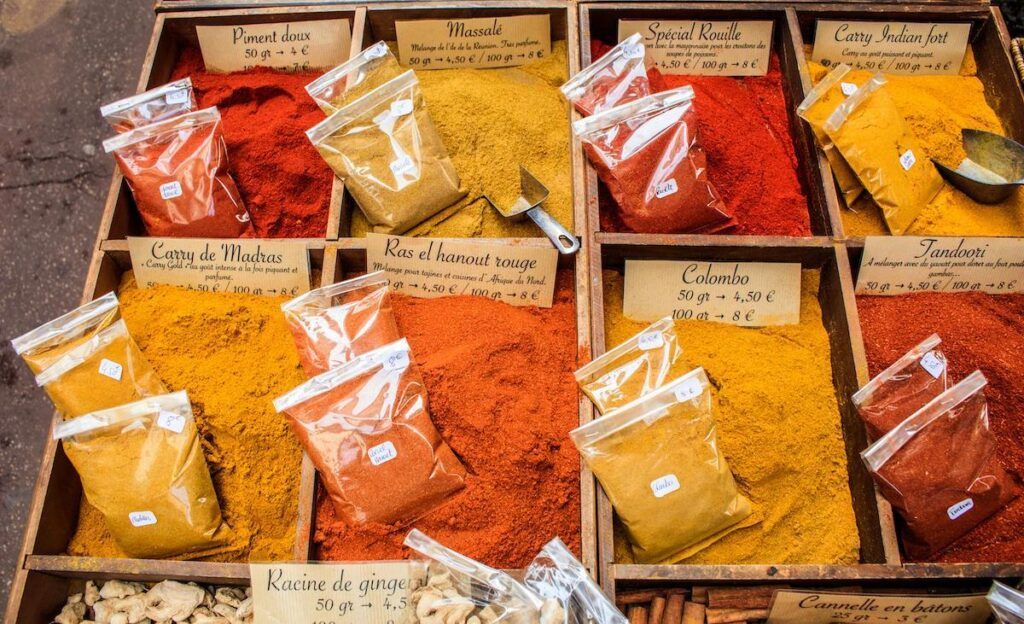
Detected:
left=483, top=165, right=580, bottom=255
left=932, top=129, right=1024, bottom=204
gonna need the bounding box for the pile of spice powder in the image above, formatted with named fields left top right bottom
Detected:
left=858, top=293, right=1024, bottom=562
left=592, top=41, right=812, bottom=237
left=604, top=270, right=860, bottom=564
left=350, top=42, right=572, bottom=239
left=808, top=51, right=1024, bottom=237
left=67, top=275, right=306, bottom=561
left=314, top=273, right=581, bottom=568
left=171, top=48, right=333, bottom=238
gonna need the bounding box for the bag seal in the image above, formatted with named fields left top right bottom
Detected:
left=572, top=86, right=695, bottom=138
left=306, top=41, right=391, bottom=99
left=560, top=33, right=643, bottom=100
left=102, top=106, right=221, bottom=153
left=306, top=70, right=418, bottom=146
left=281, top=271, right=388, bottom=313
left=100, top=78, right=194, bottom=117
left=11, top=292, right=119, bottom=356
left=823, top=73, right=886, bottom=134
left=53, top=390, right=192, bottom=440
left=35, top=319, right=131, bottom=387
left=852, top=333, right=943, bottom=407
left=796, top=63, right=851, bottom=115
left=574, top=317, right=674, bottom=382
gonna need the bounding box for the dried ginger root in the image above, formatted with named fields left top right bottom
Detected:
left=50, top=579, right=254, bottom=624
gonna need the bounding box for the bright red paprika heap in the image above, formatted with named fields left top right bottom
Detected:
left=858, top=292, right=1024, bottom=562
left=591, top=41, right=812, bottom=237
left=171, top=49, right=333, bottom=238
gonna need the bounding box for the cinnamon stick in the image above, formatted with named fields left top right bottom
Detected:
left=706, top=585, right=785, bottom=610
left=681, top=602, right=705, bottom=624
left=629, top=605, right=649, bottom=624
left=618, top=589, right=665, bottom=606
left=691, top=587, right=708, bottom=605
left=662, top=593, right=686, bottom=624
left=648, top=596, right=666, bottom=624
left=706, top=608, right=770, bottom=623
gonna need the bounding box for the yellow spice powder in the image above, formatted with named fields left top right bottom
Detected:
left=351, top=42, right=572, bottom=238
left=67, top=277, right=306, bottom=562
left=604, top=270, right=861, bottom=565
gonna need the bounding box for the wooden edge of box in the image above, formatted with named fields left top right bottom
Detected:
left=610, top=562, right=1024, bottom=583
left=24, top=556, right=250, bottom=583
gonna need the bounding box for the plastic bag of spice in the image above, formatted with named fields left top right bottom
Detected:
left=575, top=317, right=681, bottom=415
left=989, top=581, right=1024, bottom=624
left=274, top=339, right=466, bottom=526
left=103, top=107, right=253, bottom=238
left=100, top=78, right=196, bottom=132
left=852, top=334, right=949, bottom=439
left=823, top=75, right=944, bottom=235
left=796, top=64, right=865, bottom=206
left=524, top=537, right=627, bottom=624
left=281, top=271, right=402, bottom=376
left=573, top=87, right=735, bottom=234
left=306, top=71, right=465, bottom=235
left=12, top=292, right=120, bottom=375
left=36, top=319, right=167, bottom=418
left=571, top=368, right=756, bottom=564
left=560, top=33, right=650, bottom=116
left=54, top=391, right=231, bottom=559
left=305, top=42, right=404, bottom=115
left=862, top=371, right=1019, bottom=559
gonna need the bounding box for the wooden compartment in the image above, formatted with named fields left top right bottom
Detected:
left=578, top=3, right=836, bottom=240
left=96, top=5, right=363, bottom=244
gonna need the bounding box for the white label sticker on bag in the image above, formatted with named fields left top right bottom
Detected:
left=98, top=358, right=123, bottom=381
left=920, top=351, right=945, bottom=379
left=382, top=350, right=410, bottom=372
left=673, top=378, right=704, bottom=403
left=390, top=99, right=413, bottom=117
left=840, top=82, right=858, bottom=96
left=165, top=89, right=190, bottom=105
left=650, top=474, right=680, bottom=498
left=947, top=497, right=974, bottom=520
left=899, top=149, right=916, bottom=171
left=156, top=410, right=187, bottom=434
left=390, top=154, right=415, bottom=176
left=637, top=331, right=665, bottom=351
left=369, top=441, right=398, bottom=466
left=622, top=43, right=644, bottom=59
left=129, top=511, right=157, bottom=527
left=654, top=179, right=678, bottom=199
left=160, top=181, right=183, bottom=200
left=366, top=44, right=388, bottom=59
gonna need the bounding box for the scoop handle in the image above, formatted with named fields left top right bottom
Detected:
left=527, top=207, right=580, bottom=255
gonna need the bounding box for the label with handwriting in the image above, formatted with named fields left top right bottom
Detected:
left=624, top=260, right=801, bottom=326
left=366, top=234, right=558, bottom=307
left=251, top=563, right=425, bottom=624
left=128, top=237, right=309, bottom=297
left=196, top=19, right=351, bottom=73
left=618, top=20, right=772, bottom=76
left=812, top=21, right=970, bottom=75
left=766, top=590, right=989, bottom=624
left=395, top=15, right=551, bottom=69
left=856, top=237, right=1024, bottom=295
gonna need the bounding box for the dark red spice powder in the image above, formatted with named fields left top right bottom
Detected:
left=591, top=41, right=811, bottom=237
left=314, top=273, right=581, bottom=568
left=858, top=292, right=1024, bottom=562
left=171, top=48, right=333, bottom=238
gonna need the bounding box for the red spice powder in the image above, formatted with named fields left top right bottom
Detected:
left=171, top=49, right=333, bottom=238
left=314, top=273, right=582, bottom=568
left=858, top=293, right=1024, bottom=562
left=591, top=41, right=811, bottom=237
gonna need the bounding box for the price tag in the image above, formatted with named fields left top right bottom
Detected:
left=856, top=237, right=1024, bottom=295
left=396, top=15, right=551, bottom=70
left=128, top=511, right=157, bottom=527
left=196, top=19, right=351, bottom=73
left=637, top=331, right=665, bottom=351
left=250, top=562, right=426, bottom=624
left=650, top=474, right=680, bottom=498
left=128, top=237, right=310, bottom=297
left=766, top=590, right=989, bottom=624
left=617, top=20, right=772, bottom=76
left=673, top=378, right=705, bottom=403
left=366, top=234, right=558, bottom=308
left=811, top=21, right=970, bottom=75
left=156, top=410, right=187, bottom=434
left=98, top=359, right=124, bottom=382
left=623, top=260, right=801, bottom=326
left=920, top=351, right=945, bottom=379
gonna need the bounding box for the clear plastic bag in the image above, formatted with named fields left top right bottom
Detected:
left=853, top=334, right=948, bottom=439
left=282, top=271, right=402, bottom=376
left=561, top=33, right=650, bottom=116
left=103, top=107, right=253, bottom=238
left=12, top=292, right=120, bottom=375
left=404, top=529, right=552, bottom=624
left=36, top=319, right=167, bottom=418
left=307, top=71, right=465, bottom=235
left=570, top=368, right=755, bottom=564
left=574, top=317, right=681, bottom=415
left=100, top=78, right=197, bottom=132
left=274, top=340, right=466, bottom=526
left=524, top=537, right=627, bottom=624
left=306, top=42, right=404, bottom=114
left=989, top=581, right=1024, bottom=624
left=823, top=75, right=944, bottom=235
left=54, top=391, right=229, bottom=559
left=573, top=87, right=734, bottom=234
left=862, top=371, right=1019, bottom=559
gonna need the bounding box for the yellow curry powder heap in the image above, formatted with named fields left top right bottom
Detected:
left=604, top=270, right=861, bottom=565
left=67, top=276, right=307, bottom=562
left=351, top=42, right=572, bottom=238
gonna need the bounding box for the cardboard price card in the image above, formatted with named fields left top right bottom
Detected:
left=366, top=234, right=558, bottom=308
left=618, top=20, right=772, bottom=76
left=395, top=14, right=551, bottom=69
left=623, top=260, right=801, bottom=326
left=196, top=19, right=351, bottom=73
left=766, top=590, right=990, bottom=624
left=812, top=21, right=970, bottom=75
left=856, top=236, right=1024, bottom=295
